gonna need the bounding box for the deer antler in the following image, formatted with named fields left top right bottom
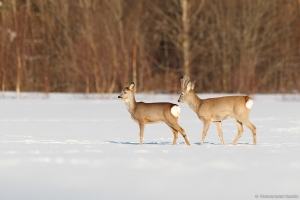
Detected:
left=180, top=76, right=190, bottom=89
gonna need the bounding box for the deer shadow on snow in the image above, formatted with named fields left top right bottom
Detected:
left=194, top=142, right=251, bottom=146
left=106, top=141, right=185, bottom=145
left=106, top=141, right=251, bottom=146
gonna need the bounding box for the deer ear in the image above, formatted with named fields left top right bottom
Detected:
left=129, top=82, right=135, bottom=90
left=187, top=81, right=195, bottom=91
left=187, top=82, right=192, bottom=91
left=191, top=81, right=195, bottom=90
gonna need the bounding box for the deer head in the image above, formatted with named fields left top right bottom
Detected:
left=178, top=76, right=195, bottom=103
left=118, top=82, right=135, bottom=102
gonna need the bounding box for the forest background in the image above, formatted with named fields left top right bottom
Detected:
left=0, top=0, right=300, bottom=98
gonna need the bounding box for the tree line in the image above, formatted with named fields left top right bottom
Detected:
left=0, top=0, right=299, bottom=98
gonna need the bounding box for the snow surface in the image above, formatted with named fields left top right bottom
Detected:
left=0, top=92, right=300, bottom=200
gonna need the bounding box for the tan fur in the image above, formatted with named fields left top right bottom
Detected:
left=178, top=76, right=256, bottom=145
left=118, top=82, right=190, bottom=145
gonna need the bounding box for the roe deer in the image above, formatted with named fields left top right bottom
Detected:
left=178, top=76, right=256, bottom=145
left=118, top=82, right=190, bottom=145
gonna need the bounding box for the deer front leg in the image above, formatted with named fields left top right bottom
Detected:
left=138, top=123, right=145, bottom=145
left=214, top=121, right=225, bottom=145
left=200, top=121, right=210, bottom=145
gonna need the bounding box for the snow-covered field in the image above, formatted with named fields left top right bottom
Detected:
left=0, top=92, right=299, bottom=200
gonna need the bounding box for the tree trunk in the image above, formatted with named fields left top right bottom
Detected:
left=181, top=0, right=190, bottom=77
left=132, top=40, right=137, bottom=93
left=1, top=9, right=6, bottom=97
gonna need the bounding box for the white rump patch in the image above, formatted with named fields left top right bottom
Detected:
left=246, top=99, right=253, bottom=109
left=171, top=105, right=181, bottom=119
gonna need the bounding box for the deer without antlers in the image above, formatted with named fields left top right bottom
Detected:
left=178, top=76, right=257, bottom=145
left=118, top=82, right=191, bottom=145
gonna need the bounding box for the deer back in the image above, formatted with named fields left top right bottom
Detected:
left=197, top=96, right=252, bottom=121
left=132, top=102, right=178, bottom=123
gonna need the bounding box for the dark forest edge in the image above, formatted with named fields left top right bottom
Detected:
left=0, top=0, right=299, bottom=98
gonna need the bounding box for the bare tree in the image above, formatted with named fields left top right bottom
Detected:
left=0, top=3, right=7, bottom=97
left=151, top=0, right=205, bottom=78
left=103, top=12, right=118, bottom=98
left=0, top=0, right=299, bottom=95
left=79, top=0, right=102, bottom=97
left=11, top=0, right=27, bottom=99
left=105, top=0, right=131, bottom=86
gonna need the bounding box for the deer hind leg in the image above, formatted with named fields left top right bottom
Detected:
left=138, top=123, right=145, bottom=145
left=214, top=121, right=224, bottom=145
left=166, top=121, right=190, bottom=146
left=168, top=126, right=178, bottom=145
left=242, top=119, right=257, bottom=145
left=200, top=121, right=210, bottom=145
left=232, top=119, right=244, bottom=145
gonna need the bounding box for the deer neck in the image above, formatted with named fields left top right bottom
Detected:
left=124, top=94, right=137, bottom=114
left=187, top=92, right=201, bottom=112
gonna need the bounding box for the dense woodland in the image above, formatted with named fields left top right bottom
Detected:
left=0, top=0, right=300, bottom=98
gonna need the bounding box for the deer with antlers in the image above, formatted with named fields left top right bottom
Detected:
left=118, top=82, right=191, bottom=145
left=178, top=76, right=256, bottom=145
